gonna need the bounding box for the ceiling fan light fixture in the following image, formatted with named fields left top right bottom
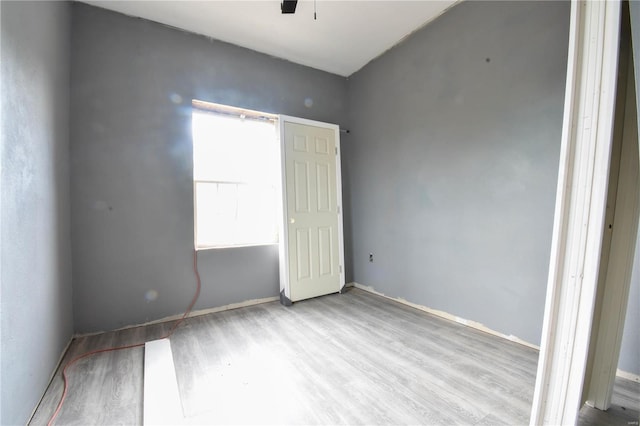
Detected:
left=281, top=0, right=298, bottom=14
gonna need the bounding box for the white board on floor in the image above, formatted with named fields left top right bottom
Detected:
left=144, top=338, right=183, bottom=425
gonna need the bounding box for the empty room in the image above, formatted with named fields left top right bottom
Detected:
left=2, top=0, right=639, bottom=425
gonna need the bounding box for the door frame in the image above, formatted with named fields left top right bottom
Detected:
left=583, top=13, right=640, bottom=410
left=530, top=1, right=630, bottom=424
left=276, top=115, right=346, bottom=304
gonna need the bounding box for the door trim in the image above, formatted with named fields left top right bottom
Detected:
left=584, top=27, right=640, bottom=410
left=277, top=115, right=346, bottom=303
left=530, top=1, right=622, bottom=424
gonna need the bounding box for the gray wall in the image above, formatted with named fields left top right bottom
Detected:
left=619, top=231, right=640, bottom=375
left=70, top=3, right=349, bottom=333
left=345, top=1, right=569, bottom=345
left=619, top=0, right=640, bottom=376
left=1, top=2, right=73, bottom=424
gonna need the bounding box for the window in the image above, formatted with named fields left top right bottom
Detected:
left=192, top=101, right=279, bottom=249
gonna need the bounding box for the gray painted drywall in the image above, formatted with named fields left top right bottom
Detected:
left=345, top=1, right=569, bottom=345
left=618, top=231, right=640, bottom=376
left=619, top=1, right=640, bottom=377
left=70, top=3, right=349, bottom=333
left=1, top=1, right=73, bottom=424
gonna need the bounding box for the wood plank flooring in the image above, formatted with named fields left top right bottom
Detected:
left=30, top=322, right=171, bottom=425
left=170, top=288, right=537, bottom=425
left=579, top=377, right=640, bottom=426
left=30, top=288, right=639, bottom=425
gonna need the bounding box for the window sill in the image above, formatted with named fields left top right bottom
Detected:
left=195, top=242, right=279, bottom=251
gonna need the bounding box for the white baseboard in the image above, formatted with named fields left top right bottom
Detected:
left=75, top=296, right=280, bottom=338
left=72, top=284, right=640, bottom=383
left=616, top=369, right=640, bottom=383
left=351, top=282, right=640, bottom=382
left=351, top=282, right=540, bottom=350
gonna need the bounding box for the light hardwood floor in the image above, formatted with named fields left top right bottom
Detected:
left=30, top=288, right=639, bottom=425
left=578, top=377, right=640, bottom=426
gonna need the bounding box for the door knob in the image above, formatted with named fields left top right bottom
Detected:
left=290, top=218, right=296, bottom=224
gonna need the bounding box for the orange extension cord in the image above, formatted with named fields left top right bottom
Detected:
left=47, top=249, right=202, bottom=426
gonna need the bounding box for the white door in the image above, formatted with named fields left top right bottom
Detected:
left=279, top=117, right=345, bottom=302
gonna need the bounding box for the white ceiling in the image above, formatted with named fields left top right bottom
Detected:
left=82, top=0, right=459, bottom=76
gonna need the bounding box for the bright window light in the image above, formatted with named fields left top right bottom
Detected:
left=192, top=107, right=279, bottom=249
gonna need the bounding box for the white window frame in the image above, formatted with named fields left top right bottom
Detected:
left=191, top=100, right=279, bottom=250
